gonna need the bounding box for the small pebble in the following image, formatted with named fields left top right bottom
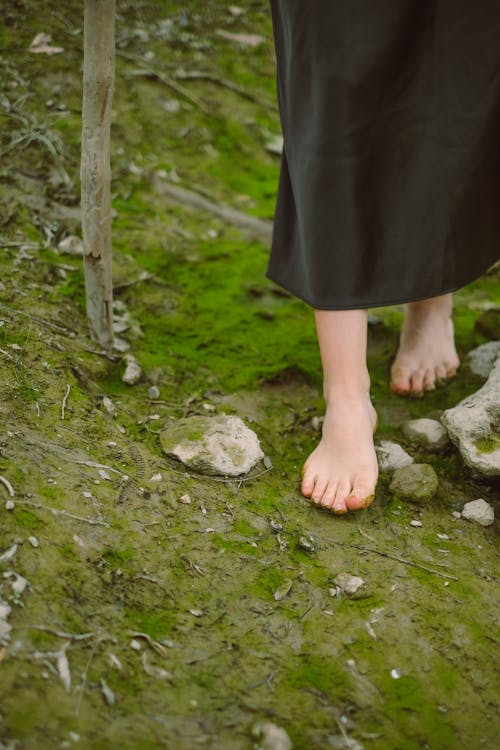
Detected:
left=130, top=639, right=142, bottom=651
left=179, top=494, right=191, bottom=504
left=5, top=500, right=15, bottom=511
left=202, top=402, right=216, bottom=412
left=150, top=473, right=163, bottom=482
left=390, top=669, right=401, bottom=679
left=270, top=520, right=283, bottom=533
left=452, top=511, right=462, bottom=519
left=437, top=533, right=450, bottom=541
left=410, top=520, right=422, bottom=528
left=107, top=441, right=117, bottom=448
left=148, top=385, right=160, bottom=399
left=28, top=536, right=39, bottom=548
left=82, top=491, right=92, bottom=499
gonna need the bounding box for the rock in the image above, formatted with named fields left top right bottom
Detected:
left=331, top=573, right=365, bottom=596
left=122, top=354, right=142, bottom=385
left=160, top=415, right=264, bottom=477
left=179, top=493, right=191, bottom=504
left=57, top=235, right=83, bottom=256
left=402, top=419, right=450, bottom=453
left=410, top=520, right=422, bottom=528
left=474, top=308, right=500, bottom=341
left=375, top=440, right=414, bottom=472
left=252, top=721, right=292, bottom=750
left=273, top=579, right=293, bottom=601
left=0, top=619, right=12, bottom=640
left=461, top=499, right=495, bottom=527
left=328, top=737, right=364, bottom=750
left=441, top=359, right=500, bottom=477
left=148, top=385, right=160, bottom=399
left=467, top=341, right=500, bottom=378
left=389, top=463, right=439, bottom=504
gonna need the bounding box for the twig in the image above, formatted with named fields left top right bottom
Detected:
left=18, top=625, right=96, bottom=641
left=61, top=383, right=71, bottom=419
left=117, top=53, right=210, bottom=113
left=0, top=347, right=15, bottom=361
left=127, top=631, right=170, bottom=658
left=174, top=69, right=274, bottom=111
left=154, top=179, right=273, bottom=245
left=75, top=646, right=97, bottom=717
left=167, top=464, right=272, bottom=484
left=0, top=475, right=15, bottom=497
left=0, top=303, right=74, bottom=334
left=15, top=500, right=110, bottom=528
left=352, top=544, right=458, bottom=581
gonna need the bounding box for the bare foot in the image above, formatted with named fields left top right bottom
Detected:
left=390, top=294, right=460, bottom=397
left=301, top=391, right=378, bottom=514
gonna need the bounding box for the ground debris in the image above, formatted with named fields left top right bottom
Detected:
left=56, top=642, right=71, bottom=693
left=100, top=678, right=115, bottom=706
left=273, top=578, right=293, bottom=601
left=330, top=573, right=365, bottom=597
left=252, top=721, right=292, bottom=750
left=142, top=651, right=174, bottom=681
left=461, top=498, right=495, bottom=527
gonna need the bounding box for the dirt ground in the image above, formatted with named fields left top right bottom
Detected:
left=0, top=2, right=499, bottom=749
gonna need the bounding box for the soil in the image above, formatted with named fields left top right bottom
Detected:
left=0, top=3, right=499, bottom=749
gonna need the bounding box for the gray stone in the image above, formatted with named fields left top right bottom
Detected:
left=389, top=463, right=439, bottom=504
left=57, top=235, right=83, bottom=256
left=441, top=359, right=500, bottom=477
left=467, top=341, right=500, bottom=378
left=402, top=418, right=450, bottom=453
left=375, top=440, right=414, bottom=472
left=331, top=573, right=365, bottom=596
left=160, top=415, right=264, bottom=477
left=461, top=499, right=495, bottom=527
left=122, top=354, right=142, bottom=385
left=252, top=722, right=292, bottom=750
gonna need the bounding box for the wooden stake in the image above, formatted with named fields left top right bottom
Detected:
left=81, top=0, right=115, bottom=349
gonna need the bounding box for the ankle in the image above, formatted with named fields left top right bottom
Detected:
left=323, top=376, right=371, bottom=403
left=406, top=294, right=453, bottom=319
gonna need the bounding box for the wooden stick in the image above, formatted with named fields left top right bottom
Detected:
left=81, top=0, right=115, bottom=350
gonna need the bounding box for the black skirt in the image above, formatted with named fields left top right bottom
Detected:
left=268, top=1, right=500, bottom=309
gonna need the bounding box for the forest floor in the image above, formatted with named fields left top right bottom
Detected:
left=0, top=2, right=499, bottom=749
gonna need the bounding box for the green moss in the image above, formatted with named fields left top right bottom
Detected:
left=474, top=435, right=500, bottom=454
left=13, top=508, right=44, bottom=530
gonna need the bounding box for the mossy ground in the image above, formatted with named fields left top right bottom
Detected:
left=0, top=2, right=499, bottom=749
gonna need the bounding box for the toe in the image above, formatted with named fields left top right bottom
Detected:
left=423, top=368, right=436, bottom=392
left=390, top=366, right=412, bottom=395
left=301, top=471, right=316, bottom=498
left=347, top=480, right=375, bottom=511
left=410, top=370, right=425, bottom=396
left=320, top=482, right=338, bottom=510
left=445, top=361, right=459, bottom=378
left=311, top=479, right=328, bottom=505
left=332, top=479, right=351, bottom=514
left=435, top=364, right=447, bottom=384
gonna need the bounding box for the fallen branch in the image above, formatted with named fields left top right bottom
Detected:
left=153, top=178, right=273, bottom=245
left=352, top=544, right=458, bottom=581
left=118, top=53, right=210, bottom=113
left=0, top=475, right=15, bottom=497
left=61, top=383, right=71, bottom=419
left=18, top=625, right=97, bottom=641
left=174, top=69, right=274, bottom=111
left=0, top=303, right=74, bottom=335
left=15, top=500, right=110, bottom=528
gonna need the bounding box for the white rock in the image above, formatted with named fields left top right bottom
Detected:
left=28, top=536, right=39, bottom=548
left=57, top=235, right=83, bottom=256
left=402, top=418, right=450, bottom=452
left=410, top=520, right=422, bottom=528
left=375, top=441, right=414, bottom=472
left=452, top=511, right=462, bottom=519
left=0, top=619, right=12, bottom=639
left=0, top=602, right=12, bottom=620
left=179, top=493, right=191, bottom=504
left=5, top=500, right=15, bottom=511
left=102, top=396, right=116, bottom=416
left=252, top=721, right=292, bottom=750
left=441, top=359, right=500, bottom=477
left=467, top=341, right=500, bottom=378
left=332, top=573, right=365, bottom=596
left=160, top=415, right=264, bottom=477
left=461, top=499, right=495, bottom=527
left=122, top=354, right=142, bottom=385
left=11, top=574, right=28, bottom=595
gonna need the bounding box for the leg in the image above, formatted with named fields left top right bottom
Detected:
left=302, top=309, right=379, bottom=514
left=390, top=293, right=460, bottom=397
